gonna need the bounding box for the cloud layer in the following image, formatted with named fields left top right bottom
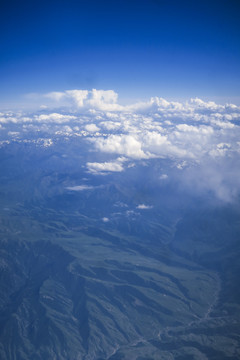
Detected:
left=1, top=89, right=240, bottom=201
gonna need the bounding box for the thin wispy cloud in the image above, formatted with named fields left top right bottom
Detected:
left=66, top=185, right=95, bottom=191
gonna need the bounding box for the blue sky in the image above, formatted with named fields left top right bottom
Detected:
left=1, top=0, right=240, bottom=105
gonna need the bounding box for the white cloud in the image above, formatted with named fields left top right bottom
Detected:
left=181, top=156, right=240, bottom=202
left=209, top=143, right=232, bottom=157
left=41, top=138, right=53, bottom=147
left=45, top=91, right=66, bottom=102
left=8, top=131, right=20, bottom=137
left=159, top=174, right=168, bottom=180
left=210, top=119, right=235, bottom=129
left=141, top=131, right=189, bottom=159
left=136, top=204, right=153, bottom=209
left=43, top=89, right=122, bottom=111
left=34, top=113, right=77, bottom=123
left=87, top=89, right=121, bottom=111
left=176, top=161, right=188, bottom=170
left=65, top=90, right=89, bottom=107
left=99, top=121, right=121, bottom=131
left=85, top=123, right=100, bottom=132
left=87, top=160, right=124, bottom=174
left=89, top=134, right=148, bottom=159
left=176, top=124, right=213, bottom=134
left=66, top=185, right=95, bottom=191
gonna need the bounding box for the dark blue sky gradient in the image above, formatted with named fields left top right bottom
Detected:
left=1, top=0, right=240, bottom=103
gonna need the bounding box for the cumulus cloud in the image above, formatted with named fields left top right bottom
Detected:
left=89, top=135, right=149, bottom=159
left=44, top=89, right=121, bottom=111
left=85, top=123, right=100, bottom=132
left=65, top=90, right=89, bottom=107
left=87, top=89, right=121, bottom=111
